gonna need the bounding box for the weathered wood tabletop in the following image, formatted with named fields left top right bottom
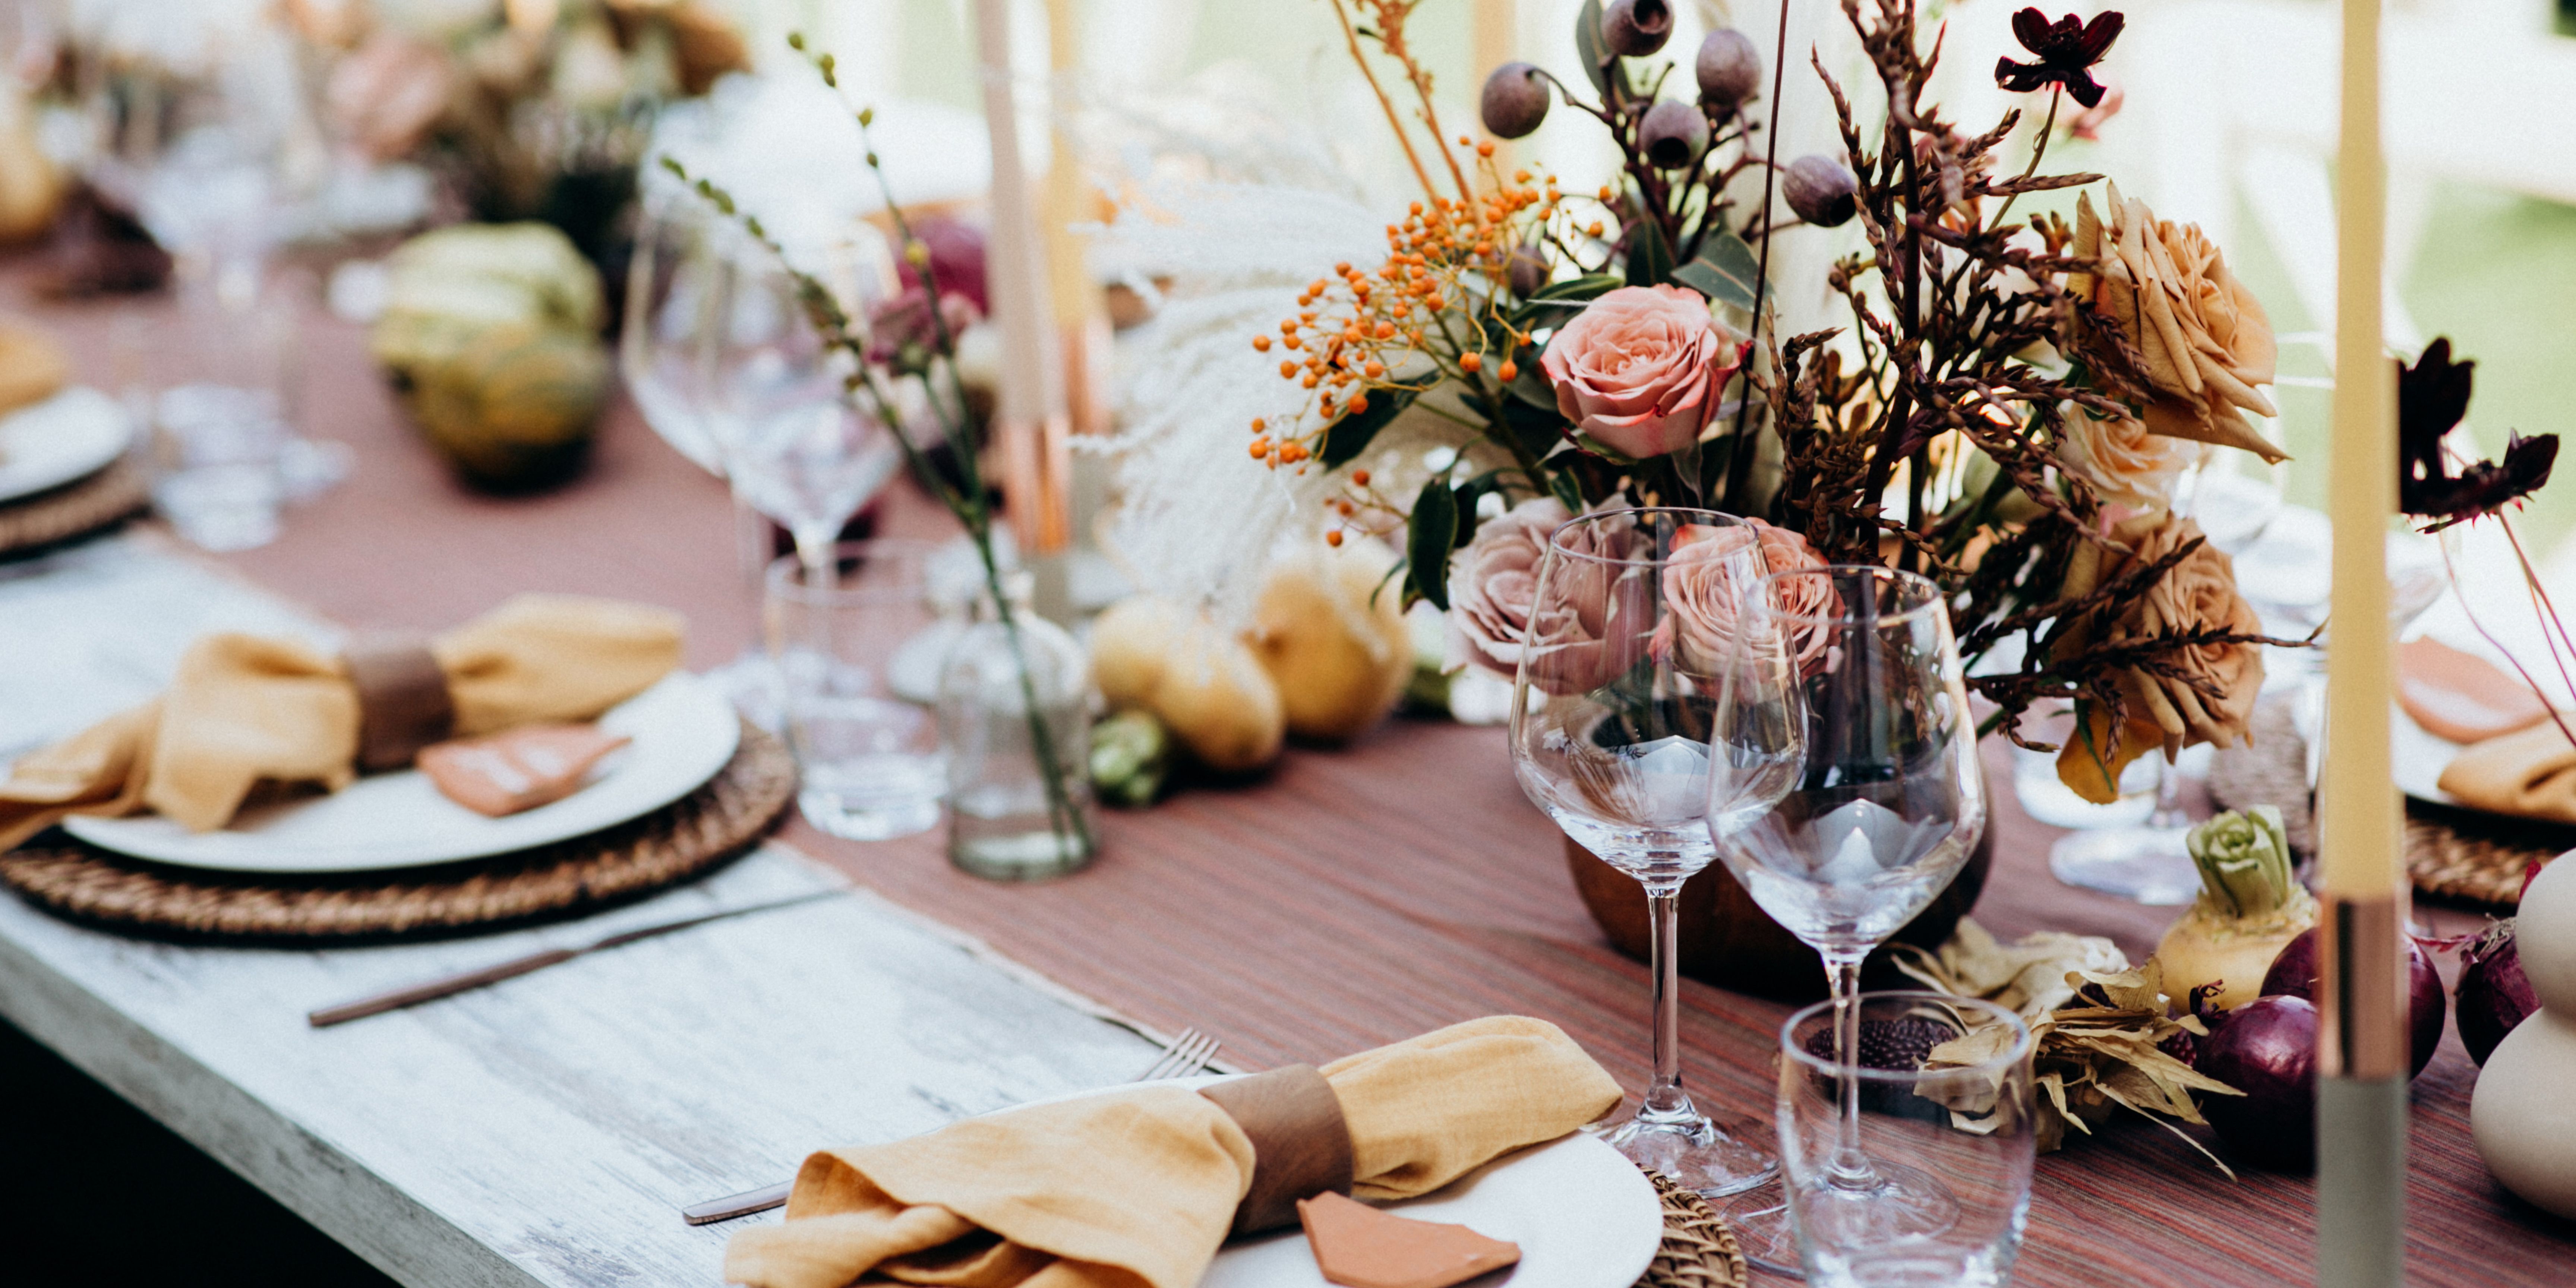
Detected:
left=6, top=283, right=2573, bottom=1287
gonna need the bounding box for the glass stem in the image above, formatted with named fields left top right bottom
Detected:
left=1824, top=948, right=1872, bottom=1186
left=2148, top=753, right=2185, bottom=829
left=1642, top=880, right=1690, bottom=1119
left=732, top=488, right=769, bottom=636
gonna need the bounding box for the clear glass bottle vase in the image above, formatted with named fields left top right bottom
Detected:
left=936, top=575, right=1098, bottom=879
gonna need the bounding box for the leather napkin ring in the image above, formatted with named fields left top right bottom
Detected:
left=1198, top=1064, right=1354, bottom=1236
left=345, top=638, right=455, bottom=772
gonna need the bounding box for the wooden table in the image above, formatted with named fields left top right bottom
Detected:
left=8, top=281, right=2574, bottom=1286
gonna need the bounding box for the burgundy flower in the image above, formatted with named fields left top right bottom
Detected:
left=866, top=288, right=982, bottom=373
left=1994, top=9, right=2124, bottom=109
left=2397, top=338, right=2558, bottom=530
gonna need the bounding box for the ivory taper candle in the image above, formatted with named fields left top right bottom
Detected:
left=972, top=0, right=1073, bottom=561
left=2316, top=0, right=2407, bottom=1280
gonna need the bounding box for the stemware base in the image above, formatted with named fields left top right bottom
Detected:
left=2048, top=825, right=2198, bottom=905
left=1724, top=1157, right=1963, bottom=1278
left=1594, top=1104, right=1778, bottom=1199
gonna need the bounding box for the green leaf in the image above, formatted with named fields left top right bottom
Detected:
left=1320, top=386, right=1419, bottom=468
left=1501, top=397, right=1569, bottom=459
left=1531, top=273, right=1625, bottom=302
left=1407, top=478, right=1461, bottom=610
left=1549, top=468, right=1585, bottom=514
left=1569, top=432, right=1641, bottom=465
left=1626, top=219, right=1674, bottom=288
left=1672, top=227, right=1762, bottom=310
left=1573, top=0, right=1611, bottom=98
left=1508, top=356, right=1558, bottom=410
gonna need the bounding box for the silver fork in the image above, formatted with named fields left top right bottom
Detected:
left=680, top=1026, right=1223, bottom=1226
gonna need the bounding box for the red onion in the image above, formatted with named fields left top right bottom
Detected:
left=2257, top=926, right=2445, bottom=1078
left=2195, top=995, right=2318, bottom=1172
left=2457, top=919, right=2534, bottom=1067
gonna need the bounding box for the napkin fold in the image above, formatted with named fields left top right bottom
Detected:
left=721, top=1016, right=1624, bottom=1288
left=0, top=594, right=682, bottom=849
left=2440, top=722, right=2576, bottom=825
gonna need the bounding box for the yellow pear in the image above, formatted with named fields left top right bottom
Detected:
left=1247, top=540, right=1413, bottom=742
left=1086, top=594, right=1284, bottom=774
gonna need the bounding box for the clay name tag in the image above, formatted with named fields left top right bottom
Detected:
left=1297, top=1191, right=1521, bottom=1288
left=417, top=724, right=630, bottom=817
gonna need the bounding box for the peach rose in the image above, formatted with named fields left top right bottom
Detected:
left=1540, top=284, right=1746, bottom=460
left=2057, top=403, right=2204, bottom=511
left=2053, top=514, right=2267, bottom=801
left=1446, top=499, right=1644, bottom=695
left=1655, top=520, right=1834, bottom=675
left=2069, top=183, right=2286, bottom=465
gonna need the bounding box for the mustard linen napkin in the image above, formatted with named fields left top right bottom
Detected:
left=0, top=594, right=683, bottom=849
left=721, top=1015, right=1624, bottom=1288
left=2440, top=723, right=2576, bottom=825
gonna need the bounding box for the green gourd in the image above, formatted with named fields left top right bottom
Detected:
left=410, top=323, right=609, bottom=491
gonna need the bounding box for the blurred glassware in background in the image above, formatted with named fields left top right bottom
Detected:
left=625, top=195, right=905, bottom=723
left=146, top=381, right=282, bottom=551
left=2046, top=745, right=2214, bottom=906
left=2171, top=450, right=2285, bottom=556
left=765, top=542, right=946, bottom=842
left=2010, top=701, right=2158, bottom=831
left=938, top=571, right=1095, bottom=880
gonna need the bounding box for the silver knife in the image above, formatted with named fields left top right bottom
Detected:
left=307, top=890, right=843, bottom=1027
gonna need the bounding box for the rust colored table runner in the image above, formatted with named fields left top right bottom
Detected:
left=13, top=278, right=2570, bottom=1286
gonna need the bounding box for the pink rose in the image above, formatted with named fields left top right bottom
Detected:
left=1654, top=519, right=1834, bottom=675
left=1540, top=284, right=1747, bottom=460
left=1446, top=499, right=1645, bottom=694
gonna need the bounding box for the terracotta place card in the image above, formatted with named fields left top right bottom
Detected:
left=417, top=724, right=631, bottom=817
left=2400, top=637, right=2553, bottom=745
left=1296, top=1191, right=1521, bottom=1288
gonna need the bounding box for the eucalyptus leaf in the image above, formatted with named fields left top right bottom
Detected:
left=1673, top=227, right=1762, bottom=309
left=1573, top=0, right=1611, bottom=98
left=1549, top=469, right=1585, bottom=514
left=1320, top=386, right=1419, bottom=468
left=1501, top=397, right=1570, bottom=459
left=1407, top=478, right=1460, bottom=610
left=1508, top=359, right=1559, bottom=410
left=1531, top=273, right=1625, bottom=302
left=1625, top=219, right=1674, bottom=288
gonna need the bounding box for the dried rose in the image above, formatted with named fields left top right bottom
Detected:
left=2056, top=402, right=2203, bottom=511
left=2054, top=514, right=2267, bottom=802
left=1445, top=499, right=1642, bottom=695
left=1540, top=284, right=1746, bottom=461
left=323, top=34, right=454, bottom=163
left=2069, top=183, right=2286, bottom=464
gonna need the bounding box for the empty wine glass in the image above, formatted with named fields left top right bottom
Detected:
left=1507, top=507, right=1780, bottom=1198
left=1705, top=564, right=1988, bottom=1270
left=709, top=242, right=903, bottom=580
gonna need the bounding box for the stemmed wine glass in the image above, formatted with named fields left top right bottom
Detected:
left=1506, top=507, right=1780, bottom=1197
left=1704, top=564, right=1988, bottom=1270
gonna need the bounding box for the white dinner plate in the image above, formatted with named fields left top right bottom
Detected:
left=62, top=672, right=739, bottom=874
left=0, top=387, right=133, bottom=504
left=2392, top=705, right=2462, bottom=807
left=1202, top=1131, right=1663, bottom=1288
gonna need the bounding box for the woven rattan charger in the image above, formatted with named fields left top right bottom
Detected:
left=2208, top=697, right=2570, bottom=908
left=0, top=457, right=148, bottom=558
left=0, top=721, right=796, bottom=943
left=1636, top=1172, right=1751, bottom=1287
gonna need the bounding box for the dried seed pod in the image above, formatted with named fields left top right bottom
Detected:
left=1479, top=62, right=1551, bottom=139
left=1601, top=0, right=1672, bottom=58
left=1638, top=101, right=1708, bottom=170
left=1781, top=154, right=1859, bottom=227
left=1695, top=28, right=1762, bottom=111
left=1506, top=243, right=1548, bottom=298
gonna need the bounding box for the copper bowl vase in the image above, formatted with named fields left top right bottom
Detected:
left=1566, top=819, right=1993, bottom=1004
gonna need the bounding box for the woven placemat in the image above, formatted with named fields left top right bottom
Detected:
left=1636, top=1172, right=1751, bottom=1288
left=0, top=458, right=149, bottom=558
left=2208, top=696, right=2569, bottom=909
left=0, top=722, right=796, bottom=942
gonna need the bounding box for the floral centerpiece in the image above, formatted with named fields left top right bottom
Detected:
left=1117, top=0, right=2303, bottom=801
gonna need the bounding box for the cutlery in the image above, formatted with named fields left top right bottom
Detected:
left=307, top=890, right=844, bottom=1028
left=679, top=1026, right=1224, bottom=1227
